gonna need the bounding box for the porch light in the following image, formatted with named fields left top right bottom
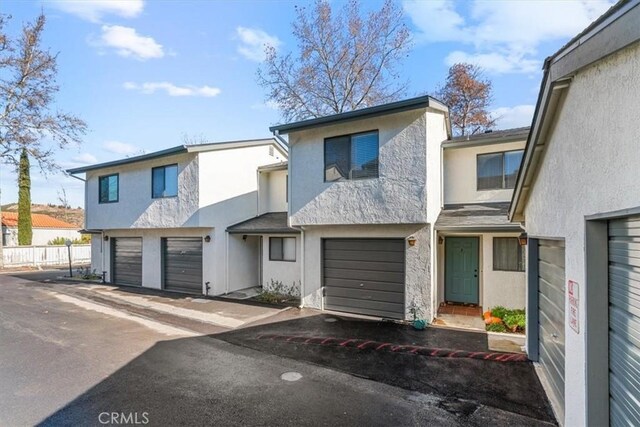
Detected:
left=104, top=235, right=109, bottom=241
left=407, top=236, right=417, bottom=247
left=518, top=232, right=528, bottom=246
left=204, top=235, right=211, bottom=243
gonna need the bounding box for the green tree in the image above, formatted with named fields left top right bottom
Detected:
left=17, top=148, right=31, bottom=245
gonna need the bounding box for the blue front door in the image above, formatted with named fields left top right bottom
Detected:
left=445, top=237, right=479, bottom=304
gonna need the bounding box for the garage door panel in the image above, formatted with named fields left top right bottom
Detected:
left=112, top=238, right=142, bottom=286
left=324, top=287, right=405, bottom=304
left=163, top=237, right=203, bottom=294
left=325, top=296, right=403, bottom=315
left=324, top=239, right=404, bottom=252
left=323, top=259, right=404, bottom=273
left=609, top=215, right=640, bottom=426
left=324, top=277, right=404, bottom=292
left=323, top=238, right=405, bottom=319
left=537, top=239, right=565, bottom=420
left=324, top=268, right=404, bottom=284
left=323, top=249, right=405, bottom=263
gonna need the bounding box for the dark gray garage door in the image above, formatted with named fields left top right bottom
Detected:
left=323, top=239, right=405, bottom=319
left=608, top=216, right=640, bottom=426
left=162, top=237, right=203, bottom=294
left=538, top=239, right=565, bottom=421
left=111, top=237, right=142, bottom=286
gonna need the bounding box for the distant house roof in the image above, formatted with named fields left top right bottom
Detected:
left=1, top=212, right=78, bottom=229
left=444, top=127, right=530, bottom=148
left=269, top=95, right=450, bottom=136
left=226, top=212, right=299, bottom=234
left=66, top=137, right=287, bottom=174
left=435, top=203, right=522, bottom=232
left=510, top=0, right=640, bottom=221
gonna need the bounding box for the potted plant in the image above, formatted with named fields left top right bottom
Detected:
left=410, top=305, right=427, bottom=330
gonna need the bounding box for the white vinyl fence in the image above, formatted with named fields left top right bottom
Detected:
left=2, top=244, right=91, bottom=267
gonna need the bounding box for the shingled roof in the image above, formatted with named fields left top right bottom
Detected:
left=1, top=212, right=78, bottom=229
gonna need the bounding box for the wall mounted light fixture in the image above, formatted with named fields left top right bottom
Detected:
left=242, top=235, right=247, bottom=241
left=204, top=235, right=211, bottom=243
left=104, top=235, right=109, bottom=241
left=438, top=236, right=444, bottom=244
left=518, top=232, right=528, bottom=246
left=407, top=236, right=417, bottom=247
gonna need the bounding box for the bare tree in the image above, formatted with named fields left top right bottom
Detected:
left=258, top=0, right=411, bottom=122
left=57, top=186, right=70, bottom=222
left=0, top=13, right=87, bottom=172
left=436, top=63, right=496, bottom=137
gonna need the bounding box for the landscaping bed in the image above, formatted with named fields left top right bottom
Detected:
left=483, top=306, right=525, bottom=334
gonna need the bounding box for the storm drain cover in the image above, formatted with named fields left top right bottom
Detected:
left=280, top=372, right=302, bottom=382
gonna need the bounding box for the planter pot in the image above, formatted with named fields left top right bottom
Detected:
left=412, top=319, right=427, bottom=330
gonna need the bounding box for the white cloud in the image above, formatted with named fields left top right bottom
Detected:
left=103, top=141, right=139, bottom=155
left=71, top=153, right=98, bottom=165
left=123, top=82, right=221, bottom=97
left=236, top=27, right=281, bottom=62
left=445, top=51, right=539, bottom=74
left=404, top=0, right=614, bottom=74
left=51, top=0, right=144, bottom=23
left=492, top=104, right=535, bottom=129
left=100, top=25, right=164, bottom=60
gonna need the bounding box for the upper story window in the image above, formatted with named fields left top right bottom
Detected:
left=99, top=174, right=119, bottom=203
left=324, top=131, right=379, bottom=182
left=152, top=164, right=178, bottom=198
left=477, top=150, right=524, bottom=190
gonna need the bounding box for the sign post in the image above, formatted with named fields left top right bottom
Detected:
left=65, top=239, right=73, bottom=278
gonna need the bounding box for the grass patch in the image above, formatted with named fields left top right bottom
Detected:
left=485, top=306, right=526, bottom=333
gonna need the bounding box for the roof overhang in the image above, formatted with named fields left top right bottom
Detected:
left=436, top=225, right=523, bottom=233
left=443, top=127, right=530, bottom=149
left=269, top=96, right=451, bottom=137
left=67, top=138, right=287, bottom=175
left=509, top=0, right=640, bottom=222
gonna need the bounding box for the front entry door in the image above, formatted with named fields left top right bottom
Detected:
left=445, top=237, right=479, bottom=304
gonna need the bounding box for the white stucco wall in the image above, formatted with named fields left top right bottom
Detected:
left=262, top=234, right=301, bottom=296
left=521, top=42, right=640, bottom=426
left=197, top=145, right=283, bottom=294
left=228, top=234, right=260, bottom=290
left=101, top=228, right=214, bottom=292
left=443, top=141, right=525, bottom=205
left=301, top=224, right=431, bottom=320
left=90, top=234, right=103, bottom=274
left=2, top=227, right=81, bottom=246
left=258, top=169, right=287, bottom=214
left=435, top=232, right=526, bottom=312
left=288, top=110, right=430, bottom=226
left=85, top=153, right=200, bottom=230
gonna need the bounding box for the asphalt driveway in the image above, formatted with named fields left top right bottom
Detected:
left=217, top=314, right=556, bottom=424
left=1, top=271, right=556, bottom=426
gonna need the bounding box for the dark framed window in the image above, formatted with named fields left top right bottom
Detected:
left=99, top=174, right=119, bottom=203
left=324, top=131, right=379, bottom=182
left=269, top=237, right=296, bottom=262
left=152, top=164, right=178, bottom=198
left=477, top=150, right=524, bottom=190
left=493, top=237, right=525, bottom=272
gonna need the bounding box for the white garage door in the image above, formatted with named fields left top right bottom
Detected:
left=608, top=216, right=640, bottom=426
left=538, top=239, right=565, bottom=421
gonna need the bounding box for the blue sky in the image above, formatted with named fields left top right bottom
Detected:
left=0, top=0, right=614, bottom=207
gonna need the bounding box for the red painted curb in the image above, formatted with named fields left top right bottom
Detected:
left=256, top=334, right=528, bottom=362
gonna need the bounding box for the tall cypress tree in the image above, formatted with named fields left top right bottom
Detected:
left=18, top=148, right=32, bottom=246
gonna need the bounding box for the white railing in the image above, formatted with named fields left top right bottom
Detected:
left=2, top=244, right=91, bottom=267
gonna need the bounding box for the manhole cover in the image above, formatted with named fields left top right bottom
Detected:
left=280, top=372, right=302, bottom=382
left=324, top=318, right=338, bottom=323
